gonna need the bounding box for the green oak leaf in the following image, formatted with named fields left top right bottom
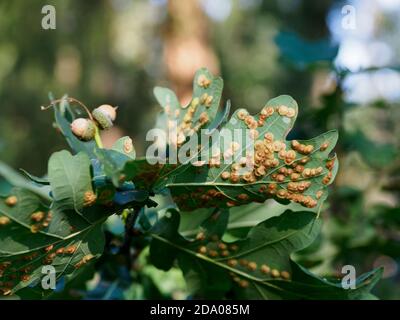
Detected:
left=94, top=148, right=131, bottom=187
left=102, top=69, right=339, bottom=215
left=153, top=68, right=223, bottom=145
left=167, top=94, right=339, bottom=211
left=207, top=100, right=231, bottom=132
left=178, top=208, right=229, bottom=240
left=0, top=188, right=109, bottom=297
left=19, top=169, right=50, bottom=186
left=179, top=200, right=311, bottom=241
left=111, top=136, right=136, bottom=160
left=248, top=260, right=382, bottom=300
left=121, top=158, right=183, bottom=192
left=112, top=69, right=223, bottom=191
left=0, top=161, right=50, bottom=200
left=48, top=150, right=94, bottom=214
left=149, top=209, right=381, bottom=299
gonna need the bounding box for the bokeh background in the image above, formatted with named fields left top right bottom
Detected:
left=0, top=0, right=399, bottom=299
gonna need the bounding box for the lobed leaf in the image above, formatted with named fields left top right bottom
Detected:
left=111, top=136, right=136, bottom=160
left=0, top=162, right=50, bottom=200
left=0, top=188, right=108, bottom=297
left=149, top=209, right=381, bottom=299
left=103, top=69, right=339, bottom=215
left=153, top=68, right=223, bottom=147
left=110, top=69, right=224, bottom=191
left=167, top=94, right=339, bottom=211
left=48, top=150, right=94, bottom=213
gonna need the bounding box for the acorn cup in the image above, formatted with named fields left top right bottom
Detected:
left=92, top=104, right=118, bottom=130
left=70, top=118, right=96, bottom=141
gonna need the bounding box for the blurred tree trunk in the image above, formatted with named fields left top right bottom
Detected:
left=163, top=0, right=220, bottom=104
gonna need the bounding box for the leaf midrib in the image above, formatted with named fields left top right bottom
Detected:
left=150, top=232, right=377, bottom=300
left=216, top=226, right=315, bottom=261
left=0, top=216, right=107, bottom=258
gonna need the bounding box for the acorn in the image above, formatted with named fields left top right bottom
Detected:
left=92, top=104, right=117, bottom=130
left=70, top=118, right=96, bottom=141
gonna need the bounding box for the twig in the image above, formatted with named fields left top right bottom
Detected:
left=119, top=207, right=142, bottom=269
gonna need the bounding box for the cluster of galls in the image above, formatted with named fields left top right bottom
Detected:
left=227, top=258, right=290, bottom=277
left=218, top=107, right=317, bottom=188
left=83, top=190, right=97, bottom=207
left=173, top=138, right=334, bottom=210
left=30, top=210, right=53, bottom=233
left=70, top=104, right=117, bottom=141
left=237, top=104, right=295, bottom=138
left=165, top=74, right=214, bottom=147
left=0, top=261, right=14, bottom=296
left=196, top=233, right=237, bottom=258
left=216, top=123, right=330, bottom=209
left=75, top=254, right=95, bottom=269
left=1, top=194, right=54, bottom=233
left=172, top=189, right=229, bottom=211
left=229, top=260, right=291, bottom=289
left=1, top=193, right=92, bottom=233
left=0, top=195, right=84, bottom=295
left=0, top=196, right=18, bottom=226
left=175, top=97, right=211, bottom=146
left=0, top=242, right=87, bottom=295
left=42, top=244, right=77, bottom=265
left=42, top=244, right=93, bottom=269
left=195, top=234, right=291, bottom=289
left=42, top=245, right=93, bottom=269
